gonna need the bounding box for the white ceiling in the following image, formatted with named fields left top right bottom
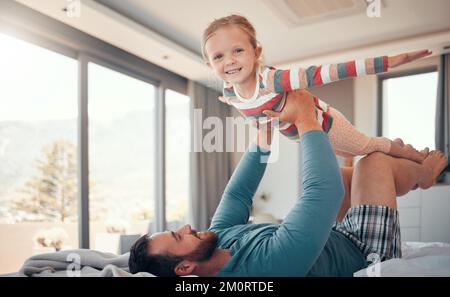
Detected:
left=94, top=0, right=450, bottom=64
left=13, top=0, right=450, bottom=84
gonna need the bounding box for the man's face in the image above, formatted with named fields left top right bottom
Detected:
left=148, top=224, right=218, bottom=261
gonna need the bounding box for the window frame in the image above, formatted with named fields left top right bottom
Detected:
left=377, top=66, right=438, bottom=137
left=0, top=1, right=188, bottom=248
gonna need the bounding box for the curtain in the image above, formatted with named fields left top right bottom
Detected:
left=187, top=81, right=233, bottom=230
left=435, top=53, right=450, bottom=182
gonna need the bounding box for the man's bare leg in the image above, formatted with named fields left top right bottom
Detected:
left=336, top=138, right=406, bottom=221
left=350, top=150, right=447, bottom=208
left=336, top=148, right=447, bottom=221
left=336, top=167, right=353, bottom=221
left=336, top=154, right=399, bottom=219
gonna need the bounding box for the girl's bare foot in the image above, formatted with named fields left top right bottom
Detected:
left=418, top=150, right=449, bottom=189
left=404, top=144, right=426, bottom=163
left=391, top=139, right=429, bottom=163
left=389, top=141, right=425, bottom=163
left=393, top=138, right=405, bottom=147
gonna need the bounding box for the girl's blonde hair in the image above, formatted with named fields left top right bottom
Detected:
left=201, top=14, right=259, bottom=62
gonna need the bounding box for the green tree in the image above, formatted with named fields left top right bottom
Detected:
left=11, top=140, right=77, bottom=222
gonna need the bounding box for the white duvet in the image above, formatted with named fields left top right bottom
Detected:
left=354, top=241, right=450, bottom=277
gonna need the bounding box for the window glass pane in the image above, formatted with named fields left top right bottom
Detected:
left=88, top=62, right=155, bottom=254
left=165, top=89, right=190, bottom=230
left=0, top=33, right=78, bottom=274
left=382, top=72, right=438, bottom=150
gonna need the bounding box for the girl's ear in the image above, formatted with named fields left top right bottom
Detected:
left=255, top=46, right=263, bottom=59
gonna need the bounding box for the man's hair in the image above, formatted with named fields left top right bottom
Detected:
left=128, top=234, right=183, bottom=277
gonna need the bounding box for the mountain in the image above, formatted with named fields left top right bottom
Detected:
left=0, top=110, right=157, bottom=212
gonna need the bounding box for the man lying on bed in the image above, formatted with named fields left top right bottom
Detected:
left=128, top=89, right=448, bottom=277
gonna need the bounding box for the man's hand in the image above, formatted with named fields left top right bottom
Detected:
left=388, top=49, right=432, bottom=68
left=263, top=89, right=321, bottom=135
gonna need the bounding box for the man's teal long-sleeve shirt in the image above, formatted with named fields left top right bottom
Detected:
left=209, top=130, right=367, bottom=276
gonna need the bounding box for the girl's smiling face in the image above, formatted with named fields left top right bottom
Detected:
left=205, top=25, right=261, bottom=85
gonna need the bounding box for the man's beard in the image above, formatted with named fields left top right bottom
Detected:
left=183, top=232, right=218, bottom=262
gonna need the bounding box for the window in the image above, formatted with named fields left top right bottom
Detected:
left=88, top=62, right=156, bottom=254
left=0, top=33, right=78, bottom=274
left=0, top=5, right=189, bottom=269
left=165, top=89, right=191, bottom=230
left=381, top=70, right=438, bottom=150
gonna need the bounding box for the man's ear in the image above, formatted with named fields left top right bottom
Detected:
left=174, top=260, right=197, bottom=276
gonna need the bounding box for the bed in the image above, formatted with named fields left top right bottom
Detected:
left=354, top=241, right=450, bottom=277
left=2, top=241, right=449, bottom=277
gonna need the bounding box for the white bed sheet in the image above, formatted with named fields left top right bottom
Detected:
left=354, top=241, right=450, bottom=277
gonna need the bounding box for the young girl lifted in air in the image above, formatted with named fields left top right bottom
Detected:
left=202, top=14, right=431, bottom=162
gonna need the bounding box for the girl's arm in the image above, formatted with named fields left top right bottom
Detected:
left=267, top=49, right=431, bottom=93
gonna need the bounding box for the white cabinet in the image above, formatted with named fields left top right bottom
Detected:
left=397, top=184, right=450, bottom=243
left=421, top=186, right=450, bottom=243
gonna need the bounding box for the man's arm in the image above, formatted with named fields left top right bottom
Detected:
left=261, top=90, right=344, bottom=276
left=260, top=131, right=344, bottom=276
left=209, top=129, right=272, bottom=232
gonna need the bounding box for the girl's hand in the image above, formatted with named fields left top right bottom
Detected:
left=263, top=89, right=322, bottom=135
left=218, top=96, right=231, bottom=105
left=263, top=90, right=317, bottom=125
left=388, top=49, right=432, bottom=68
